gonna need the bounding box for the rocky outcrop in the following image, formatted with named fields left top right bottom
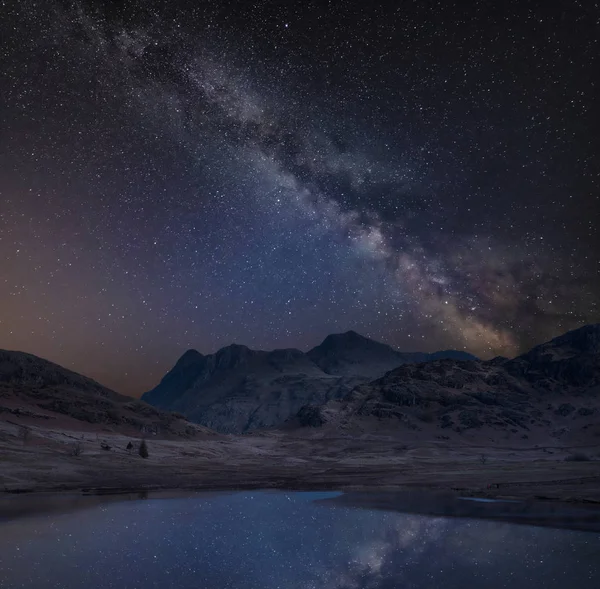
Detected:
left=293, top=324, right=600, bottom=442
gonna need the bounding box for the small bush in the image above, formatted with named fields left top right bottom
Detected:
left=70, top=442, right=83, bottom=457
left=18, top=425, right=31, bottom=444
left=578, top=407, right=595, bottom=417
left=416, top=410, right=434, bottom=423
left=564, top=452, right=591, bottom=462
left=139, top=439, right=149, bottom=459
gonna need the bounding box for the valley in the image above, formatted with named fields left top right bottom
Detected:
left=1, top=325, right=600, bottom=503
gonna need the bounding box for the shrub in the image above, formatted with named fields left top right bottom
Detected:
left=564, top=452, right=591, bottom=462
left=139, top=439, right=149, bottom=459
left=578, top=407, right=595, bottom=417
left=555, top=403, right=575, bottom=417
left=18, top=425, right=31, bottom=445
left=458, top=410, right=483, bottom=429
left=416, top=410, right=434, bottom=423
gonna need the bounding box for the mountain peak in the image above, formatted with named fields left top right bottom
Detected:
left=216, top=343, right=253, bottom=358
left=317, top=330, right=379, bottom=349
left=342, top=330, right=362, bottom=338
left=180, top=348, right=203, bottom=359
left=220, top=343, right=251, bottom=351
left=175, top=349, right=204, bottom=367
left=214, top=343, right=257, bottom=369
left=307, top=331, right=402, bottom=378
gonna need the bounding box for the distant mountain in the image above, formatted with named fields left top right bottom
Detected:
left=142, top=332, right=477, bottom=433
left=307, top=331, right=476, bottom=378
left=0, top=350, right=201, bottom=437
left=427, top=349, right=479, bottom=362
left=294, top=324, right=600, bottom=445
left=143, top=344, right=363, bottom=433
left=306, top=331, right=407, bottom=378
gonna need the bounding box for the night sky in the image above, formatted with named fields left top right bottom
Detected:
left=1, top=1, right=598, bottom=395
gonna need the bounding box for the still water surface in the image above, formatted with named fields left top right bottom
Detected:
left=0, top=491, right=599, bottom=588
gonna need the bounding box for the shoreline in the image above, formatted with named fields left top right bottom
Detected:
left=3, top=479, right=600, bottom=535
left=3, top=467, right=600, bottom=505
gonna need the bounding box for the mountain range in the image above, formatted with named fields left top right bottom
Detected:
left=141, top=331, right=476, bottom=433
left=294, top=324, right=600, bottom=446
left=2, top=324, right=599, bottom=446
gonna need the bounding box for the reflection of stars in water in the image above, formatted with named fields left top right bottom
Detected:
left=0, top=493, right=598, bottom=588
left=0, top=1, right=598, bottom=394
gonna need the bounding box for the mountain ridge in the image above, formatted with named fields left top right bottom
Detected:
left=141, top=331, right=477, bottom=432
left=293, top=324, right=600, bottom=445
left=2, top=324, right=599, bottom=444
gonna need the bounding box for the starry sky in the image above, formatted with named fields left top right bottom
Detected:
left=1, top=491, right=599, bottom=588
left=1, top=0, right=599, bottom=395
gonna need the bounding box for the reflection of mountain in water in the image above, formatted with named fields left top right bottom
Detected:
left=317, top=490, right=600, bottom=533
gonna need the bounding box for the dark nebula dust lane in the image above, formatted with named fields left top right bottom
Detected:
left=1, top=0, right=598, bottom=394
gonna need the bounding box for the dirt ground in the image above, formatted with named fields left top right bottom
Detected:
left=1, top=419, right=600, bottom=503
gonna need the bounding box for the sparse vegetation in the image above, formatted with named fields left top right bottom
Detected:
left=139, top=439, right=149, bottom=458
left=459, top=410, right=483, bottom=429
left=480, top=453, right=487, bottom=465
left=577, top=407, right=595, bottom=417
left=126, top=441, right=133, bottom=452
left=555, top=403, right=575, bottom=417
left=18, top=425, right=31, bottom=445
left=70, top=441, right=83, bottom=457
left=416, top=410, right=434, bottom=423
left=564, top=452, right=591, bottom=462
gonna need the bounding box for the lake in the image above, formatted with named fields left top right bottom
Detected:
left=1, top=490, right=599, bottom=588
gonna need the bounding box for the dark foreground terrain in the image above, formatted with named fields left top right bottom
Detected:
left=1, top=418, right=599, bottom=504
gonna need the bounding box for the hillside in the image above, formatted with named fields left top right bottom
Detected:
left=294, top=324, right=600, bottom=447
left=0, top=350, right=202, bottom=437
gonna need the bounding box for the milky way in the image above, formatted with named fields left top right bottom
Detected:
left=1, top=1, right=598, bottom=394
